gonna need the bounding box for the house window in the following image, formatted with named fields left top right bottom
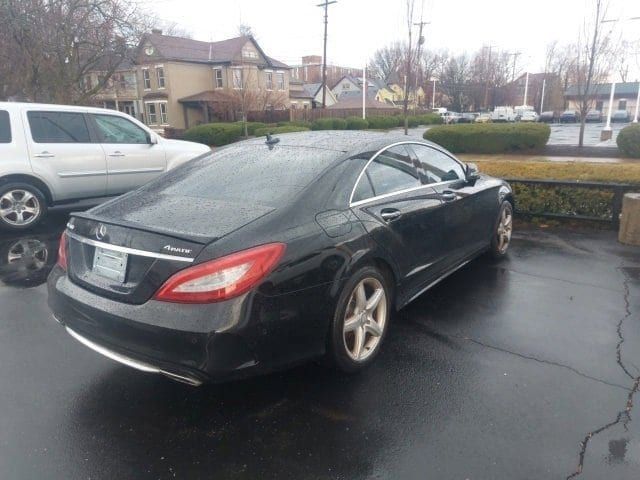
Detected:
left=146, top=103, right=157, bottom=124
left=232, top=69, right=243, bottom=89
left=159, top=103, right=168, bottom=124
left=619, top=100, right=627, bottom=110
left=142, top=69, right=151, bottom=89
left=290, top=101, right=297, bottom=110
left=242, top=48, right=258, bottom=59
left=276, top=72, right=284, bottom=91
left=343, top=82, right=350, bottom=90
left=214, top=69, right=223, bottom=88
left=266, top=72, right=273, bottom=90
left=156, top=67, right=165, bottom=88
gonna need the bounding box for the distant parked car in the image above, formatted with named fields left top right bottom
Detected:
left=519, top=111, right=539, bottom=122
left=491, top=106, right=516, bottom=122
left=585, top=110, right=602, bottom=122
left=0, top=102, right=210, bottom=231
left=612, top=110, right=629, bottom=123
left=559, top=110, right=579, bottom=123
left=539, top=111, right=556, bottom=123
left=458, top=113, right=478, bottom=123
left=443, top=111, right=461, bottom=124
left=475, top=113, right=492, bottom=123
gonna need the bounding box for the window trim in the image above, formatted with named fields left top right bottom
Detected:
left=348, top=141, right=467, bottom=207
left=142, top=68, right=151, bottom=90
left=214, top=68, right=223, bottom=88
left=232, top=68, right=243, bottom=89
left=156, top=66, right=165, bottom=89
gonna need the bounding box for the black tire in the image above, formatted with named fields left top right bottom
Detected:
left=0, top=182, right=48, bottom=231
left=326, top=266, right=391, bottom=373
left=490, top=200, right=514, bottom=259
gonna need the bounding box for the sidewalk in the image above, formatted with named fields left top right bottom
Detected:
left=457, top=153, right=631, bottom=164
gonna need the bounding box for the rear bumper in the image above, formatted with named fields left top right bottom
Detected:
left=47, top=267, right=332, bottom=384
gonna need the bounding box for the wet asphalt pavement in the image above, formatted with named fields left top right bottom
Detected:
left=1, top=213, right=640, bottom=479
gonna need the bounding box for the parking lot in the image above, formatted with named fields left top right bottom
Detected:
left=404, top=121, right=631, bottom=146
left=0, top=213, right=639, bottom=479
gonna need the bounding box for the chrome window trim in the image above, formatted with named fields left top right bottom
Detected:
left=66, top=230, right=194, bottom=263
left=348, top=140, right=466, bottom=208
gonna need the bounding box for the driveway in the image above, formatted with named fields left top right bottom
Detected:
left=1, top=215, right=639, bottom=479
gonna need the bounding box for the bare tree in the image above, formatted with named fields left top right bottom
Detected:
left=0, top=0, right=149, bottom=103
left=237, top=24, right=255, bottom=38
left=436, top=53, right=473, bottom=111
left=570, top=0, right=615, bottom=146
left=368, top=42, right=405, bottom=80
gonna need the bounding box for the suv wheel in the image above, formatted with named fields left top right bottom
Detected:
left=0, top=183, right=47, bottom=231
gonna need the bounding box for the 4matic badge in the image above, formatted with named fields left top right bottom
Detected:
left=163, top=244, right=192, bottom=255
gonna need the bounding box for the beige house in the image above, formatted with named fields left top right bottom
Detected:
left=134, top=30, right=291, bottom=131
left=87, top=58, right=140, bottom=118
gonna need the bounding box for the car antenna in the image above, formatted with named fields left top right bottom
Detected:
left=265, top=133, right=280, bottom=149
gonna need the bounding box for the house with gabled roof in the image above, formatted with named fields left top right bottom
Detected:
left=134, top=29, right=291, bottom=131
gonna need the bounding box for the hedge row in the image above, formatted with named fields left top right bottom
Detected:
left=253, top=125, right=310, bottom=136
left=424, top=123, right=550, bottom=153
left=617, top=123, right=640, bottom=158
left=183, top=123, right=243, bottom=146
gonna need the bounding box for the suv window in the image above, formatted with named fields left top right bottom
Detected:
left=93, top=114, right=148, bottom=144
left=28, top=111, right=90, bottom=143
left=353, top=145, right=420, bottom=202
left=411, top=144, right=465, bottom=184
left=0, top=110, right=10, bottom=143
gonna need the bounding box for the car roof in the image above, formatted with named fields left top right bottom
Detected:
left=235, top=130, right=445, bottom=157
left=0, top=101, right=129, bottom=115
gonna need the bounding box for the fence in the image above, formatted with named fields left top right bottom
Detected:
left=505, top=178, right=638, bottom=228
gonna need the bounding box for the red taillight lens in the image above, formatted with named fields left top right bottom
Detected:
left=154, top=243, right=286, bottom=304
left=56, top=231, right=68, bottom=270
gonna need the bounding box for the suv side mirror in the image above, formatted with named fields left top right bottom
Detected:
left=147, top=132, right=158, bottom=145
left=466, top=162, right=480, bottom=181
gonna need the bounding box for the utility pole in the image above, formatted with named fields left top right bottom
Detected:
left=317, top=0, right=337, bottom=109
left=412, top=19, right=430, bottom=113
left=483, top=45, right=496, bottom=110
left=507, top=51, right=521, bottom=81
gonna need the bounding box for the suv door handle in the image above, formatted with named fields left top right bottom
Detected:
left=380, top=208, right=402, bottom=222
left=34, top=151, right=54, bottom=158
left=441, top=190, right=457, bottom=202
left=108, top=151, right=125, bottom=157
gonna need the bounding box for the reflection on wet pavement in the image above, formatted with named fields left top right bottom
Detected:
left=0, top=213, right=65, bottom=288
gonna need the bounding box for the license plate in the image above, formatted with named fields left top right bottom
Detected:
left=92, top=247, right=128, bottom=283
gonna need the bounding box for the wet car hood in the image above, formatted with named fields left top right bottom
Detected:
left=81, top=193, right=275, bottom=244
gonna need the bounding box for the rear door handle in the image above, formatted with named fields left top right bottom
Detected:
left=441, top=190, right=457, bottom=202
left=108, top=151, right=125, bottom=157
left=380, top=209, right=402, bottom=222
left=34, top=151, right=54, bottom=158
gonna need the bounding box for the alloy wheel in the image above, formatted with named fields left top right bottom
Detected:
left=496, top=206, right=513, bottom=254
left=343, top=277, right=387, bottom=362
left=0, top=190, right=41, bottom=226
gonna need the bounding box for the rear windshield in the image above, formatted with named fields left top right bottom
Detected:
left=148, top=143, right=342, bottom=205
left=0, top=110, right=10, bottom=143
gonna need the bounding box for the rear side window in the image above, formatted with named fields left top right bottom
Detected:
left=352, top=145, right=420, bottom=202
left=28, top=111, right=91, bottom=143
left=92, top=114, right=148, bottom=144
left=0, top=110, right=10, bottom=143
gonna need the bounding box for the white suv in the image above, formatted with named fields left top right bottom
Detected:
left=0, top=102, right=210, bottom=231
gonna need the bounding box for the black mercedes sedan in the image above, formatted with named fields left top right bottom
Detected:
left=48, top=131, right=514, bottom=386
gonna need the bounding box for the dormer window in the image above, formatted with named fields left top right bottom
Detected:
left=242, top=48, right=258, bottom=59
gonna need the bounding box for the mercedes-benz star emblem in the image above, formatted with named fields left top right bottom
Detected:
left=96, top=224, right=107, bottom=241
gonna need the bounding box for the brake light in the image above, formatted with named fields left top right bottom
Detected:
left=56, top=231, right=68, bottom=270
left=154, top=243, right=286, bottom=303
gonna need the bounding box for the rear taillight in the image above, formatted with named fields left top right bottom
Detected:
left=154, top=243, right=286, bottom=304
left=56, top=231, right=68, bottom=270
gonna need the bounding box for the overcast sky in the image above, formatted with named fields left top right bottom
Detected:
left=148, top=0, right=640, bottom=80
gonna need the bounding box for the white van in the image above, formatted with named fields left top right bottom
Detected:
left=491, top=106, right=516, bottom=123
left=0, top=102, right=210, bottom=231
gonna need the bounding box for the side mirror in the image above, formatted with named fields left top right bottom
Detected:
left=147, top=132, right=158, bottom=145
left=466, top=162, right=480, bottom=181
